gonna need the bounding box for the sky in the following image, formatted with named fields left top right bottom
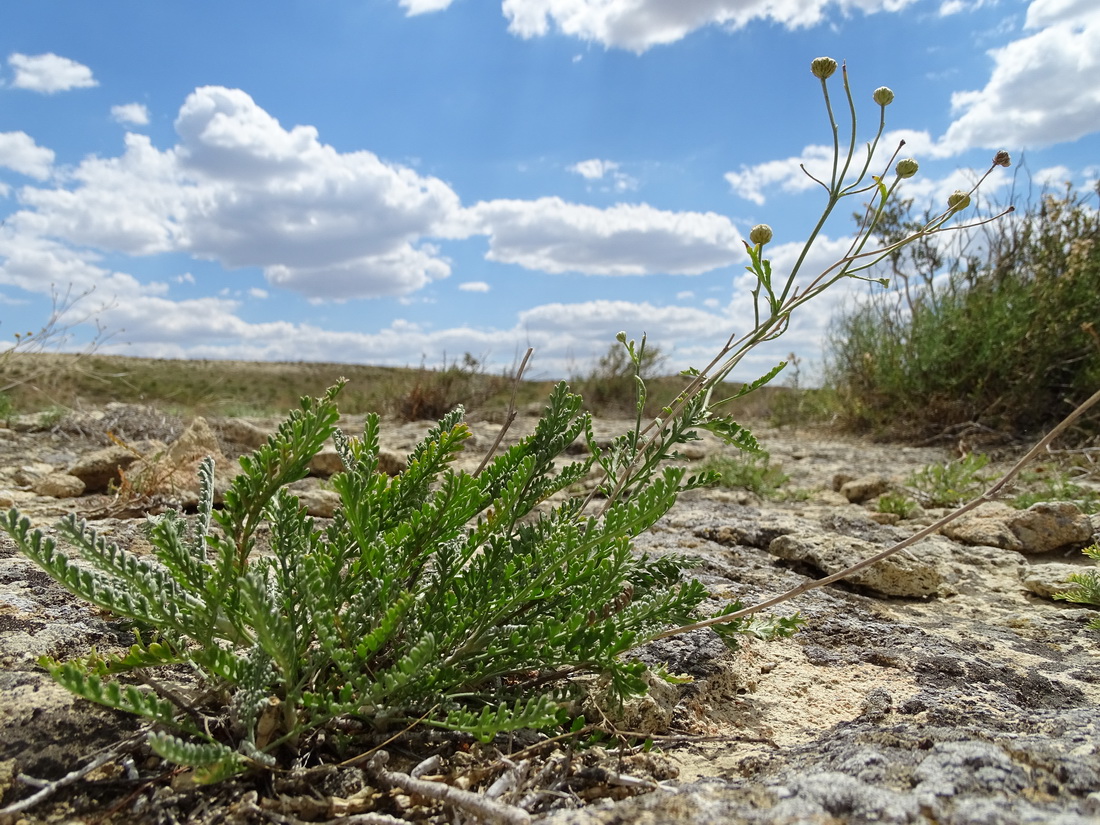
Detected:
left=1, top=0, right=1098, bottom=384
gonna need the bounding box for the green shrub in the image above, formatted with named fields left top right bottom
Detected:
left=1012, top=472, right=1100, bottom=514
left=906, top=453, right=992, bottom=508
left=1054, top=544, right=1100, bottom=631
left=876, top=491, right=919, bottom=518
left=704, top=451, right=789, bottom=498
left=574, top=340, right=668, bottom=417
left=396, top=353, right=508, bottom=421
left=826, top=183, right=1100, bottom=440
left=3, top=381, right=805, bottom=781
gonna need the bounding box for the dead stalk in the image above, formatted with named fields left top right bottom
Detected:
left=652, top=385, right=1100, bottom=641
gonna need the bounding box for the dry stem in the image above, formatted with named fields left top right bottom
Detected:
left=653, top=384, right=1100, bottom=641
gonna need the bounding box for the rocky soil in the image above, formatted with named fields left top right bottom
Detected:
left=1, top=402, right=1098, bottom=824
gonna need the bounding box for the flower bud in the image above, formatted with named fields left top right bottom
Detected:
left=947, top=190, right=972, bottom=213
left=993, top=150, right=1011, bottom=168
left=873, top=86, right=895, bottom=106
left=895, top=158, right=919, bottom=179
left=749, top=224, right=773, bottom=245
left=811, top=57, right=837, bottom=80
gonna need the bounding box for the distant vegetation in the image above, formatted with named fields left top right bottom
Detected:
left=0, top=350, right=781, bottom=422
left=826, top=181, right=1100, bottom=442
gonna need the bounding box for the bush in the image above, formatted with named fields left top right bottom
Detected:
left=826, top=183, right=1100, bottom=440
left=1055, top=543, right=1100, bottom=631
left=395, top=353, right=509, bottom=421
left=703, top=451, right=789, bottom=498
left=3, top=381, right=800, bottom=781
left=574, top=340, right=668, bottom=417
left=905, top=453, right=992, bottom=508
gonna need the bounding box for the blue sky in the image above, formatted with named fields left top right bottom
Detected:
left=1, top=0, right=1097, bottom=382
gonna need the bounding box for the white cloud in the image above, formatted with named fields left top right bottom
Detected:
left=248, top=287, right=268, bottom=298
left=501, top=0, right=921, bottom=52
left=111, top=103, right=151, bottom=126
left=570, top=158, right=619, bottom=180
left=459, top=281, right=491, bottom=292
left=468, top=198, right=741, bottom=275
left=0, top=132, right=54, bottom=179
left=8, top=53, right=97, bottom=94
left=569, top=158, right=639, bottom=192
left=9, top=86, right=463, bottom=300
left=676, top=290, right=694, bottom=300
left=400, top=0, right=456, bottom=13
left=941, top=1, right=1100, bottom=151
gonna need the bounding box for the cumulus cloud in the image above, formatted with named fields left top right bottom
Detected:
left=8, top=87, right=463, bottom=300
left=111, top=103, right=151, bottom=126
left=468, top=198, right=741, bottom=275
left=459, top=281, right=491, bottom=292
left=501, top=0, right=921, bottom=52
left=8, top=52, right=97, bottom=93
left=0, top=132, right=54, bottom=179
left=941, top=0, right=1100, bottom=151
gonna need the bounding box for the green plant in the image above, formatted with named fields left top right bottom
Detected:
left=0, top=58, right=1014, bottom=790
left=704, top=451, right=789, bottom=498
left=877, top=491, right=919, bottom=518
left=768, top=353, right=839, bottom=429
left=573, top=339, right=669, bottom=417
left=906, top=453, right=992, bottom=508
left=827, top=181, right=1100, bottom=440
left=4, top=380, right=801, bottom=781
left=396, top=352, right=508, bottom=422
left=1011, top=471, right=1100, bottom=514
left=1054, top=543, right=1100, bottom=631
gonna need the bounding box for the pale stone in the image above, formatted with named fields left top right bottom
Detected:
left=1021, top=563, right=1087, bottom=599
left=1008, top=502, right=1093, bottom=553
left=308, top=448, right=344, bottom=477
left=839, top=475, right=891, bottom=504
left=69, top=445, right=139, bottom=492
left=31, top=472, right=85, bottom=499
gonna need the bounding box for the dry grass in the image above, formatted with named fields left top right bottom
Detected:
left=0, top=352, right=797, bottom=422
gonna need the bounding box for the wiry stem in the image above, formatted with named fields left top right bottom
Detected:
left=652, top=385, right=1100, bottom=640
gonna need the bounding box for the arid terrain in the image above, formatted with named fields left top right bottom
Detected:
left=1, top=400, right=1098, bottom=824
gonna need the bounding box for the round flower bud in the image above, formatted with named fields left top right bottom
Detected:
left=749, top=224, right=773, bottom=245
left=895, top=158, right=919, bottom=179
left=873, top=86, right=895, bottom=106
left=811, top=57, right=838, bottom=80
left=993, top=150, right=1012, bottom=168
left=947, top=190, right=972, bottom=213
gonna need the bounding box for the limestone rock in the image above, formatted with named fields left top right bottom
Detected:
left=30, top=472, right=85, bottom=499
left=1009, top=501, right=1093, bottom=553
left=378, top=449, right=406, bottom=476
left=126, top=417, right=234, bottom=506
left=308, top=448, right=344, bottom=477
left=941, top=501, right=1023, bottom=550
left=215, top=418, right=272, bottom=450
left=942, top=501, right=1093, bottom=554
left=839, top=474, right=891, bottom=504
left=768, top=532, right=950, bottom=597
left=1022, top=563, right=1089, bottom=599
left=294, top=487, right=341, bottom=518
left=68, top=445, right=140, bottom=492
left=12, top=462, right=56, bottom=487
left=164, top=416, right=221, bottom=464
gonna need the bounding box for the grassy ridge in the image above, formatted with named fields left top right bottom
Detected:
left=0, top=352, right=784, bottom=421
